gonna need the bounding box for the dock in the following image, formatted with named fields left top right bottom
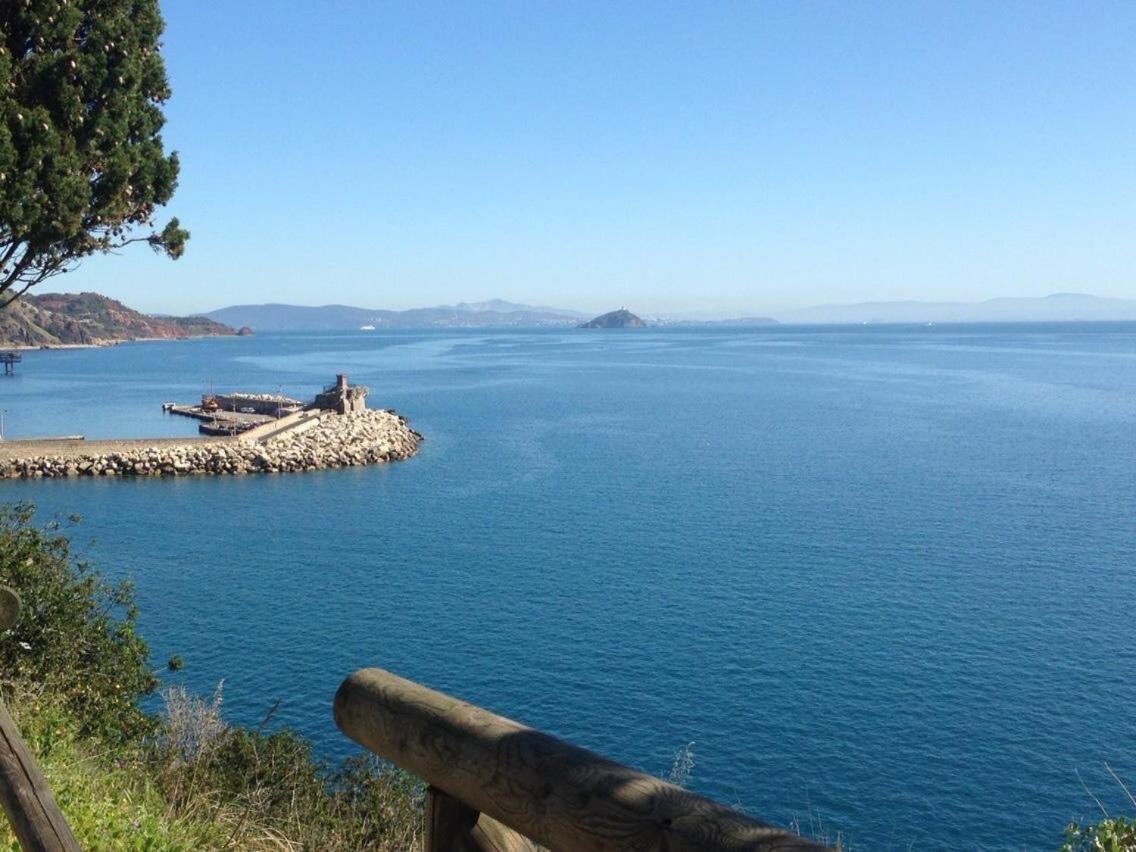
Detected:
left=163, top=404, right=273, bottom=435
left=164, top=391, right=305, bottom=436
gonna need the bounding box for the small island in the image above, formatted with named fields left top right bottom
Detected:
left=578, top=308, right=647, bottom=329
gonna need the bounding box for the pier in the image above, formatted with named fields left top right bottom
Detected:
left=164, top=391, right=305, bottom=435
left=0, top=373, right=423, bottom=478
left=163, top=404, right=274, bottom=435
left=1, top=352, right=20, bottom=376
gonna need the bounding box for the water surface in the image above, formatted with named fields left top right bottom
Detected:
left=2, top=324, right=1134, bottom=850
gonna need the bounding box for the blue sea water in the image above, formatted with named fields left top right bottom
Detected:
left=1, top=324, right=1134, bottom=850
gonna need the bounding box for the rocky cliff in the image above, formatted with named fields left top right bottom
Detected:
left=0, top=292, right=235, bottom=348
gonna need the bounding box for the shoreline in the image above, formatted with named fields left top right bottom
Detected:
left=0, top=333, right=237, bottom=352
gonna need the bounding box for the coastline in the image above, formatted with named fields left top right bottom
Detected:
left=0, top=334, right=236, bottom=351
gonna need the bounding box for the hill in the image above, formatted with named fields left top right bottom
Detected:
left=778, top=293, right=1136, bottom=324
left=578, top=309, right=647, bottom=328
left=0, top=293, right=235, bottom=348
left=205, top=301, right=585, bottom=331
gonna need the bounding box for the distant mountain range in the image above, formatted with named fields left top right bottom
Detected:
left=204, top=300, right=586, bottom=331
left=777, top=293, right=1136, bottom=324
left=658, top=316, right=778, bottom=327
left=0, top=292, right=234, bottom=348
left=200, top=292, right=1136, bottom=332
left=6, top=292, right=1127, bottom=348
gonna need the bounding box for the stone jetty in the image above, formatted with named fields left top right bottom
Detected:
left=0, top=409, right=421, bottom=479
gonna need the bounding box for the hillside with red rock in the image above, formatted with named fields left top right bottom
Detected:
left=0, top=292, right=235, bottom=348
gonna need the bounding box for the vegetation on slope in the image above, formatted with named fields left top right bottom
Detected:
left=0, top=292, right=233, bottom=347
left=1061, top=817, right=1136, bottom=852
left=0, top=503, right=422, bottom=850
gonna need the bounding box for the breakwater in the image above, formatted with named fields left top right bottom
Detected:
left=0, top=410, right=420, bottom=478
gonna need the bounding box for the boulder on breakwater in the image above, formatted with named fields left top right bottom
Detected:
left=0, top=410, right=421, bottom=479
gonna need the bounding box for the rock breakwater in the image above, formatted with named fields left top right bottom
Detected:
left=0, top=410, right=421, bottom=479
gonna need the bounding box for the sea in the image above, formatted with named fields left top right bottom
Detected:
left=1, top=323, right=1134, bottom=851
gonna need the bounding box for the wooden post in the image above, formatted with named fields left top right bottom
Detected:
left=425, top=786, right=542, bottom=852
left=425, top=786, right=481, bottom=852
left=335, top=667, right=829, bottom=852
left=0, top=586, right=80, bottom=851
left=0, top=703, right=80, bottom=852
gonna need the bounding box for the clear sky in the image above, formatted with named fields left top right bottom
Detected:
left=61, top=1, right=1136, bottom=316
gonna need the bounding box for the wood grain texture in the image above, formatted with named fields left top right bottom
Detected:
left=425, top=786, right=481, bottom=852
left=426, top=785, right=543, bottom=852
left=335, top=667, right=829, bottom=852
left=0, top=701, right=80, bottom=851
left=472, top=812, right=545, bottom=852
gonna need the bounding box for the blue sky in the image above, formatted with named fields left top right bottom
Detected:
left=62, top=1, right=1136, bottom=316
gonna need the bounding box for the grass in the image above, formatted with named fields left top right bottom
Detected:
left=3, top=698, right=230, bottom=850
left=1, top=687, right=425, bottom=850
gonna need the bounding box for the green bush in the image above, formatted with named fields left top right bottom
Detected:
left=148, top=685, right=423, bottom=849
left=0, top=503, right=156, bottom=743
left=0, top=503, right=424, bottom=849
left=1061, top=817, right=1136, bottom=852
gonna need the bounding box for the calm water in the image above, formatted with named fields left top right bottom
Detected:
left=2, top=325, right=1135, bottom=850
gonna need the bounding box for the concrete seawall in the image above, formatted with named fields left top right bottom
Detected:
left=0, top=409, right=421, bottom=479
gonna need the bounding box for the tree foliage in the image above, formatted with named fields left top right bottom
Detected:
left=0, top=0, right=187, bottom=306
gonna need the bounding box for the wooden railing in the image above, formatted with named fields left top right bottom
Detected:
left=335, top=667, right=830, bottom=852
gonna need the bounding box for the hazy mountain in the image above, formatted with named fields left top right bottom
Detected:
left=0, top=292, right=234, bottom=348
left=579, top=309, right=648, bottom=328
left=447, top=299, right=585, bottom=318
left=660, top=316, right=778, bottom=327
left=778, top=293, right=1136, bottom=324
left=205, top=301, right=583, bottom=331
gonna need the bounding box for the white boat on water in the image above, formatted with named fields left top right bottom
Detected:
left=359, top=324, right=376, bottom=331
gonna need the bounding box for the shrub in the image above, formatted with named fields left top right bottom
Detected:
left=0, top=503, right=425, bottom=849
left=1061, top=817, right=1136, bottom=852
left=149, top=685, right=424, bottom=849
left=0, top=502, right=155, bottom=743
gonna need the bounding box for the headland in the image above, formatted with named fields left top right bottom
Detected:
left=0, top=292, right=239, bottom=349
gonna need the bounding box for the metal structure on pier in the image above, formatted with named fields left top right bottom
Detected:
left=0, top=352, right=20, bottom=376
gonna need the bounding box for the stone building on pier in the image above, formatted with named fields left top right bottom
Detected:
left=314, top=374, right=368, bottom=414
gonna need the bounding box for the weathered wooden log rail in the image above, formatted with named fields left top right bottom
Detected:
left=0, top=586, right=80, bottom=851
left=335, top=667, right=829, bottom=852
left=0, top=703, right=79, bottom=852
